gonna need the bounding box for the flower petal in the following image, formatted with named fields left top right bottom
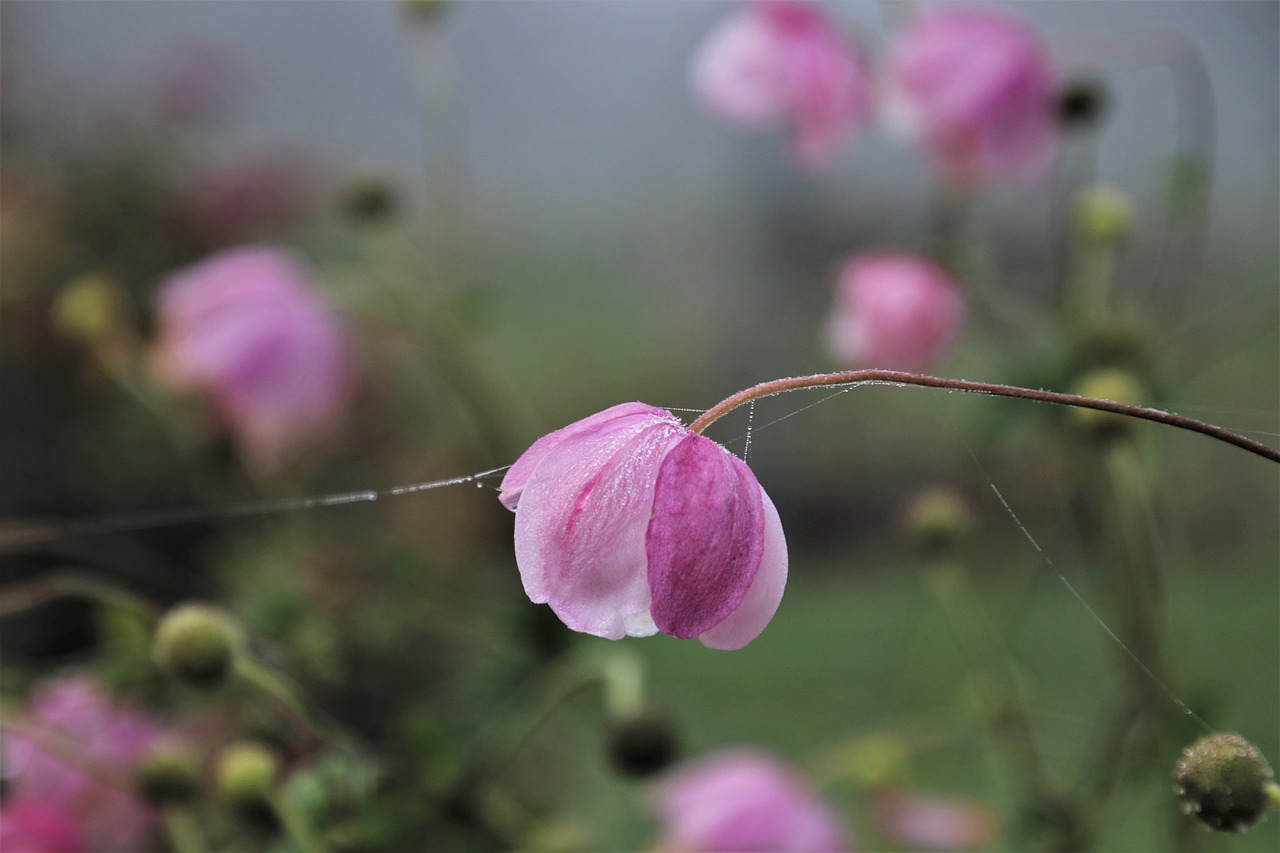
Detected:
left=646, top=435, right=765, bottom=640
left=511, top=407, right=684, bottom=639
left=697, top=484, right=787, bottom=650
left=499, top=402, right=665, bottom=512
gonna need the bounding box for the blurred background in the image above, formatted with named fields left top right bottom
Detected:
left=1, top=2, right=1276, bottom=851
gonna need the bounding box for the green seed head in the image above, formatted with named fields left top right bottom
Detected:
left=1174, top=733, right=1274, bottom=832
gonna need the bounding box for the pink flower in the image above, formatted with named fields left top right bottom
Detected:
left=152, top=246, right=353, bottom=473
left=885, top=7, right=1058, bottom=185
left=0, top=800, right=86, bottom=853
left=499, top=403, right=787, bottom=650
left=655, top=750, right=849, bottom=851
left=869, top=787, right=999, bottom=850
left=824, top=251, right=966, bottom=371
left=2, top=676, right=162, bottom=851
left=691, top=1, right=872, bottom=167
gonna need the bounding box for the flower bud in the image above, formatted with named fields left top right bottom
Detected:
left=52, top=273, right=129, bottom=348
left=215, top=741, right=280, bottom=808
left=1072, top=185, right=1133, bottom=246
left=903, top=487, right=975, bottom=558
left=606, top=709, right=679, bottom=778
left=136, top=745, right=202, bottom=806
left=1057, top=77, right=1109, bottom=129
left=153, top=603, right=242, bottom=688
left=338, top=174, right=399, bottom=224
left=1070, top=368, right=1146, bottom=442
left=1174, top=733, right=1274, bottom=832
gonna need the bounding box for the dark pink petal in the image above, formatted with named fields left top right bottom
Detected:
left=697, top=484, right=787, bottom=650
left=499, top=402, right=665, bottom=512
left=512, top=408, right=685, bottom=639
left=646, top=434, right=765, bottom=640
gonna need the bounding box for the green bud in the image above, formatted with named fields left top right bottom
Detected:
left=136, top=745, right=202, bottom=806
left=1070, top=368, right=1147, bottom=442
left=903, top=487, right=975, bottom=558
left=52, top=273, right=129, bottom=346
left=606, top=709, right=679, bottom=778
left=1174, top=733, right=1275, bottom=832
left=153, top=603, right=243, bottom=689
left=216, top=741, right=281, bottom=808
left=1072, top=185, right=1133, bottom=245
left=338, top=174, right=399, bottom=224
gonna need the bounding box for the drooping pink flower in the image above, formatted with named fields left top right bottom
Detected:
left=691, top=1, right=872, bottom=167
left=152, top=246, right=353, bottom=473
left=0, top=800, right=86, bottom=853
left=1, top=676, right=162, bottom=852
left=824, top=251, right=966, bottom=371
left=499, top=403, right=787, bottom=650
left=655, top=750, right=849, bottom=852
left=869, top=787, right=999, bottom=850
left=884, top=7, right=1058, bottom=185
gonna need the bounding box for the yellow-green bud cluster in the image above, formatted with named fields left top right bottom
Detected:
left=136, top=745, right=202, bottom=806
left=903, top=487, right=975, bottom=558
left=215, top=741, right=281, bottom=808
left=1070, top=368, right=1147, bottom=442
left=1072, top=185, right=1133, bottom=245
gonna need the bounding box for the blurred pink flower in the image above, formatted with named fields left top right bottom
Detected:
left=691, top=1, right=872, bottom=167
left=0, top=800, right=86, bottom=853
left=1, top=676, right=161, bottom=851
left=885, top=7, right=1058, bottom=185
left=175, top=154, right=308, bottom=248
left=655, top=749, right=849, bottom=851
left=148, top=35, right=246, bottom=124
left=499, top=402, right=787, bottom=650
left=869, top=787, right=999, bottom=850
left=824, top=251, right=966, bottom=371
left=152, top=246, right=353, bottom=473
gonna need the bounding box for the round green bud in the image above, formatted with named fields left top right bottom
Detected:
left=215, top=741, right=281, bottom=808
left=1070, top=368, right=1147, bottom=442
left=338, top=174, right=399, bottom=224
left=153, top=603, right=242, bottom=689
left=903, top=487, right=975, bottom=558
left=1174, top=733, right=1275, bottom=832
left=136, top=745, right=202, bottom=806
left=606, top=709, right=679, bottom=778
left=1072, top=185, right=1134, bottom=245
left=52, top=273, right=128, bottom=346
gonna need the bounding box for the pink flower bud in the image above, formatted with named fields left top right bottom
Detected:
left=824, top=251, right=966, bottom=372
left=654, top=749, right=849, bottom=851
left=1, top=677, right=163, bottom=851
left=151, top=246, right=353, bottom=473
left=499, top=403, right=787, bottom=650
left=691, top=1, right=872, bottom=167
left=885, top=7, right=1058, bottom=185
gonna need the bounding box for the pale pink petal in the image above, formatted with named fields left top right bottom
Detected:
left=691, top=7, right=789, bottom=126
left=499, top=402, right=663, bottom=512
left=646, top=435, right=765, bottom=640
left=511, top=408, right=685, bottom=639
left=870, top=787, right=999, bottom=850
left=697, top=485, right=787, bottom=650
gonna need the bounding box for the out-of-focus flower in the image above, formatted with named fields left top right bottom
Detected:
left=151, top=246, right=353, bottom=473
left=869, top=787, right=999, bottom=850
left=175, top=154, right=308, bottom=248
left=654, top=749, right=849, bottom=851
left=823, top=251, right=966, bottom=371
left=884, top=7, right=1058, bottom=185
left=499, top=403, right=787, bottom=650
left=691, top=1, right=872, bottom=167
left=148, top=35, right=246, bottom=123
left=0, top=800, right=86, bottom=853
left=1, top=676, right=162, bottom=851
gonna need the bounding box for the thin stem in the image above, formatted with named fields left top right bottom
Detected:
left=162, top=808, right=207, bottom=853
left=687, top=370, right=1279, bottom=463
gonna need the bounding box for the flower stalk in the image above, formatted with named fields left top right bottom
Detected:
left=688, top=370, right=1279, bottom=463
